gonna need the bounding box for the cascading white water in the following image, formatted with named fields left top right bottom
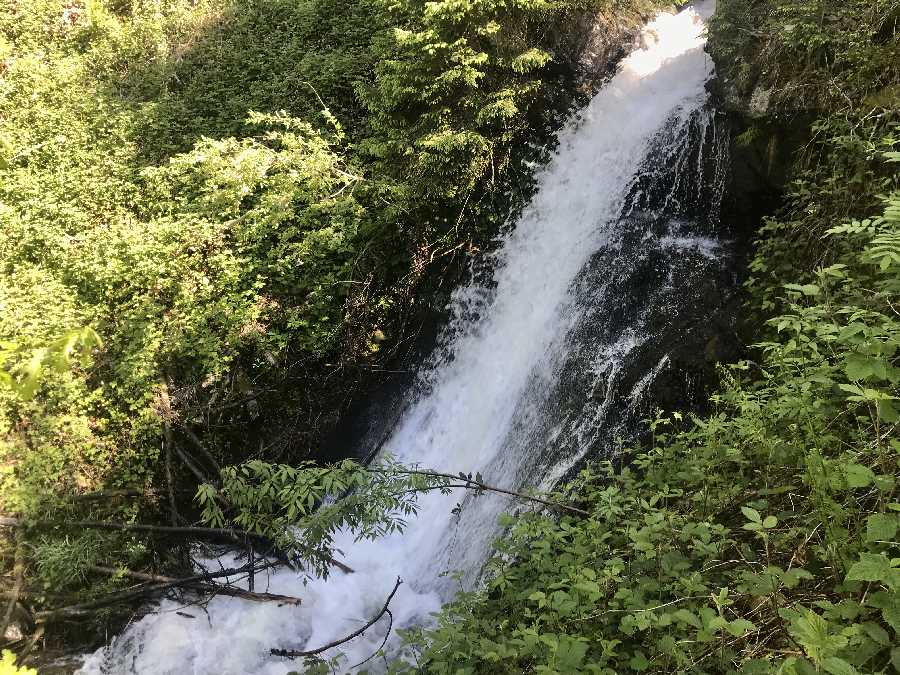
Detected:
left=80, top=4, right=720, bottom=672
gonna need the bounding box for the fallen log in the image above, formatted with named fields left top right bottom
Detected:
left=88, top=565, right=301, bottom=606
left=34, top=561, right=278, bottom=621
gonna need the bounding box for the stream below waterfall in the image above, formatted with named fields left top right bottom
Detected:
left=80, top=2, right=734, bottom=672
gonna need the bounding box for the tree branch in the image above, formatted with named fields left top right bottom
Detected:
left=0, top=517, right=354, bottom=575
left=271, top=576, right=402, bottom=659
left=0, top=530, right=25, bottom=640
left=69, top=489, right=143, bottom=502
left=88, top=565, right=300, bottom=606
left=374, top=469, right=590, bottom=517
left=176, top=422, right=222, bottom=474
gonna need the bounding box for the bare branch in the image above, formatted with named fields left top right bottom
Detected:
left=70, top=489, right=143, bottom=502
left=373, top=468, right=590, bottom=517
left=271, top=577, right=402, bottom=659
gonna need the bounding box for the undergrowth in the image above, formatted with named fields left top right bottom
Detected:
left=388, top=2, right=900, bottom=673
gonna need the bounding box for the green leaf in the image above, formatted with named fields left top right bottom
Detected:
left=878, top=399, right=900, bottom=422
left=786, top=609, right=848, bottom=661
left=842, top=463, right=875, bottom=488
left=628, top=652, right=650, bottom=671
left=726, top=618, right=756, bottom=637
left=869, top=591, right=900, bottom=633
left=874, top=474, right=897, bottom=492
left=673, top=609, right=702, bottom=628
left=865, top=514, right=899, bottom=543
left=740, top=659, right=773, bottom=674
left=861, top=621, right=890, bottom=646
left=822, top=657, right=858, bottom=675
left=554, top=637, right=588, bottom=671
left=783, top=568, right=814, bottom=589
left=741, top=506, right=762, bottom=523
left=844, top=353, right=876, bottom=380
left=785, top=283, right=821, bottom=296
left=847, top=553, right=899, bottom=589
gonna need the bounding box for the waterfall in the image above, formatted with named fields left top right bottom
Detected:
left=80, top=2, right=727, bottom=672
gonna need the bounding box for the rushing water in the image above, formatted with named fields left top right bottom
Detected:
left=81, top=3, right=726, bottom=672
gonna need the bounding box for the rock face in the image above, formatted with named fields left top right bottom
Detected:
left=527, top=104, right=751, bottom=481
left=705, top=72, right=806, bottom=243
left=555, top=8, right=651, bottom=94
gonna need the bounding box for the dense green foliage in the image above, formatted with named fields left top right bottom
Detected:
left=387, top=2, right=900, bottom=673
left=0, top=0, right=661, bottom=656
left=3, top=0, right=897, bottom=670
left=195, top=456, right=456, bottom=577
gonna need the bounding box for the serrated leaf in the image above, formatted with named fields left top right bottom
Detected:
left=628, top=652, right=650, bottom=671
left=787, top=609, right=848, bottom=661
left=874, top=475, right=896, bottom=492
left=879, top=399, right=900, bottom=422
left=822, top=657, right=858, bottom=675
left=741, top=506, right=761, bottom=523
left=672, top=609, right=702, bottom=628
left=865, top=514, right=899, bottom=542
left=847, top=553, right=899, bottom=589
left=726, top=618, right=756, bottom=637
left=861, top=621, right=890, bottom=645
left=845, top=353, right=875, bottom=380
left=843, top=463, right=875, bottom=488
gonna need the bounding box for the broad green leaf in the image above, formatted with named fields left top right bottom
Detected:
left=672, top=609, right=702, bottom=628
left=842, top=463, right=875, bottom=488
left=878, top=399, right=900, bottom=422
left=865, top=514, right=899, bottom=543
left=628, top=652, right=650, bottom=671
left=726, top=618, right=756, bottom=637
left=822, top=657, right=858, bottom=675
left=861, top=621, right=890, bottom=646
left=847, top=553, right=899, bottom=589
left=741, top=506, right=762, bottom=523
left=787, top=609, right=848, bottom=661
left=844, top=353, right=876, bottom=380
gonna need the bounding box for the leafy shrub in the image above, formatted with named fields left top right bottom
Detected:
left=392, top=192, right=900, bottom=673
